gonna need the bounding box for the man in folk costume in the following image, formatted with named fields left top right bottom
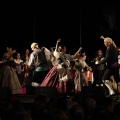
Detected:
left=27, top=42, right=49, bottom=93
left=95, top=36, right=120, bottom=96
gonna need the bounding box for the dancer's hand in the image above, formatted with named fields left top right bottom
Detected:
left=57, top=38, right=61, bottom=43
left=95, top=61, right=98, bottom=65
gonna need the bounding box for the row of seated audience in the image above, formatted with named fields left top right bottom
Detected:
left=0, top=92, right=120, bottom=120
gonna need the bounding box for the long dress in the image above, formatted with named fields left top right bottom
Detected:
left=40, top=65, right=73, bottom=93
left=40, top=50, right=74, bottom=94
left=40, top=66, right=59, bottom=87
left=14, top=59, right=24, bottom=86
left=0, top=53, right=22, bottom=94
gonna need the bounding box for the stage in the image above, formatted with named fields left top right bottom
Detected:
left=0, top=86, right=120, bottom=104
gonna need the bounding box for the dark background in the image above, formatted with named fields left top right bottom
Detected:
left=0, top=1, right=120, bottom=61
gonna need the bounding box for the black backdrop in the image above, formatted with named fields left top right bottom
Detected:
left=0, top=1, right=120, bottom=60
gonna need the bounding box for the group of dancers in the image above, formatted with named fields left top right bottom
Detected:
left=0, top=36, right=120, bottom=97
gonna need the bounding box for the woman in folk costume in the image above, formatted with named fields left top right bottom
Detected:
left=14, top=52, right=25, bottom=86
left=40, top=39, right=81, bottom=94
left=56, top=43, right=82, bottom=93
left=55, top=44, right=73, bottom=93
left=0, top=47, right=22, bottom=94
left=21, top=48, right=31, bottom=79
left=39, top=39, right=61, bottom=89
left=74, top=52, right=92, bottom=93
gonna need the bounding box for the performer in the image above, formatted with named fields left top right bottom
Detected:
left=0, top=47, right=22, bottom=94
left=92, top=49, right=106, bottom=86
left=40, top=39, right=81, bottom=94
left=21, top=48, right=30, bottom=64
left=14, top=52, right=24, bottom=86
left=27, top=42, right=49, bottom=93
left=118, top=47, right=120, bottom=80
left=95, top=36, right=120, bottom=96
left=74, top=52, right=92, bottom=92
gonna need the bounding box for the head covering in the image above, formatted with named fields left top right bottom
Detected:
left=104, top=37, right=117, bottom=48
left=31, top=42, right=39, bottom=49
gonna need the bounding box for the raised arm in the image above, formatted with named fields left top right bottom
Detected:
left=73, top=47, right=82, bottom=58
left=55, top=38, right=61, bottom=52
left=100, top=35, right=105, bottom=40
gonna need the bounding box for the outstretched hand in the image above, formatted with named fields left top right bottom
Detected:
left=12, top=50, right=16, bottom=54
left=79, top=47, right=82, bottom=50
left=41, top=46, right=46, bottom=50
left=77, top=47, right=82, bottom=53
left=95, top=61, right=99, bottom=65
left=100, top=36, right=105, bottom=40
left=57, top=38, right=61, bottom=43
